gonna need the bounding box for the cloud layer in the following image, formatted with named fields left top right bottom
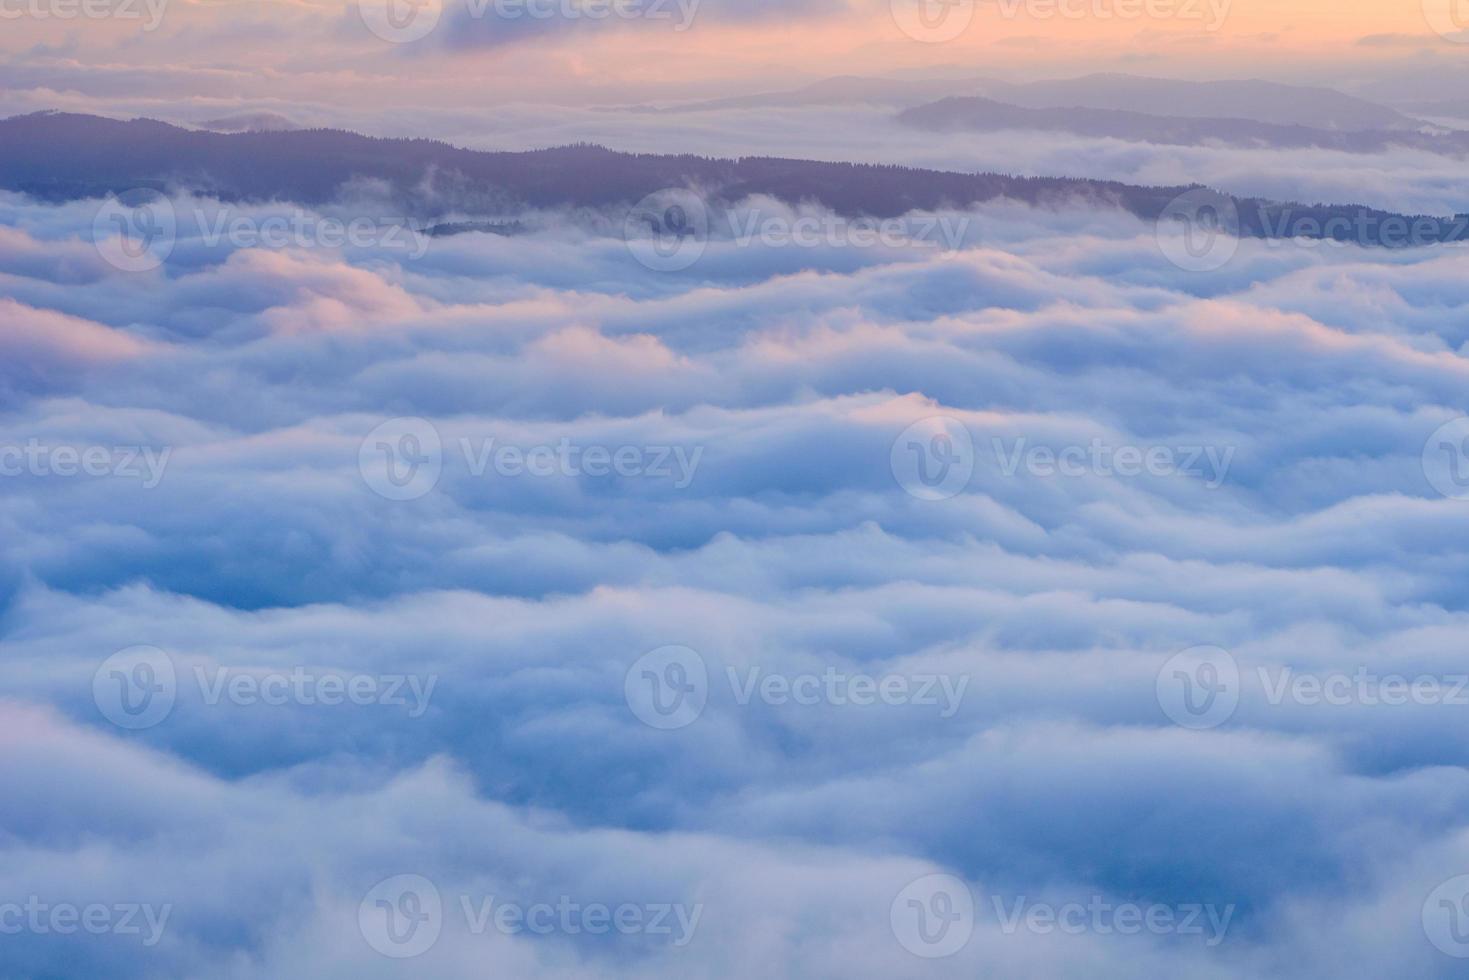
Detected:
left=2, top=184, right=1469, bottom=977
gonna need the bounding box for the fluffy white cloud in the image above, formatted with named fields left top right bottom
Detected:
left=2, top=187, right=1469, bottom=977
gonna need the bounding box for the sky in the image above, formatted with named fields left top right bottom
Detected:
left=5, top=1, right=1469, bottom=978
left=1, top=0, right=1468, bottom=122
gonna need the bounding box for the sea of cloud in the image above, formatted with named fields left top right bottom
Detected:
left=2, top=185, right=1469, bottom=978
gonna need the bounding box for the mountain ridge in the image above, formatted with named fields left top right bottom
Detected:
left=898, top=96, right=1468, bottom=155
left=2, top=111, right=1464, bottom=249
left=615, top=72, right=1423, bottom=132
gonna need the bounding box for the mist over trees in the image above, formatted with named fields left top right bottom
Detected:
left=4, top=111, right=1466, bottom=247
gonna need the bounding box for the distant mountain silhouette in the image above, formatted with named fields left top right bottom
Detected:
left=624, top=73, right=1423, bottom=132
left=1398, top=99, right=1469, bottom=125
left=977, top=74, right=1421, bottom=131
left=3, top=111, right=1466, bottom=248
left=899, top=97, right=1469, bottom=155
left=617, top=75, right=997, bottom=112
left=196, top=112, right=301, bottom=134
